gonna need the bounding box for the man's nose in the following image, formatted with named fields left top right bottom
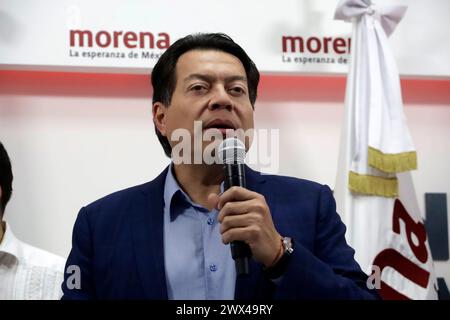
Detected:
left=208, top=87, right=233, bottom=112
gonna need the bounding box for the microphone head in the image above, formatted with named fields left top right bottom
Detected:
left=218, top=137, right=246, bottom=164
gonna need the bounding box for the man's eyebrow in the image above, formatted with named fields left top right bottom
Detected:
left=226, top=75, right=247, bottom=83
left=183, top=74, right=247, bottom=83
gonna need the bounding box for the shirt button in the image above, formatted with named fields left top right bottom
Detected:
left=209, top=264, right=217, bottom=272
left=207, top=217, right=215, bottom=225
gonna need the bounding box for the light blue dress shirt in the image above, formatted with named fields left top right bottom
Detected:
left=163, top=165, right=236, bottom=300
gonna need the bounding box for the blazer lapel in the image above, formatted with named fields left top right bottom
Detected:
left=234, top=166, right=268, bottom=300
left=131, top=167, right=169, bottom=299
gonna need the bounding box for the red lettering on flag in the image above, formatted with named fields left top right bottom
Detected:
left=372, top=199, right=431, bottom=299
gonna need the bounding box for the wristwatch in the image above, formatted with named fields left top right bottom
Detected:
left=263, top=236, right=294, bottom=280
left=282, top=237, right=294, bottom=254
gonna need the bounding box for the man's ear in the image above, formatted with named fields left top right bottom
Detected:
left=153, top=102, right=168, bottom=137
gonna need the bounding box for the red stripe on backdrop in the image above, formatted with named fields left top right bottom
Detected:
left=0, top=70, right=449, bottom=105
left=258, top=75, right=450, bottom=104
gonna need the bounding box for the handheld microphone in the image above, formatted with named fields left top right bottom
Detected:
left=218, top=137, right=252, bottom=277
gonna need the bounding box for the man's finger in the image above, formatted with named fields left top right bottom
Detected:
left=220, top=212, right=261, bottom=234
left=217, top=199, right=252, bottom=222
left=221, top=226, right=252, bottom=245
left=218, top=186, right=257, bottom=209
left=207, top=193, right=220, bottom=210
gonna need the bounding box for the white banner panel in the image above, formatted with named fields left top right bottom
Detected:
left=0, top=0, right=449, bottom=77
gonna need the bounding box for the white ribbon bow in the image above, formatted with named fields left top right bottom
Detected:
left=334, top=0, right=407, bottom=37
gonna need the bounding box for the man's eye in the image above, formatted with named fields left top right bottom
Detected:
left=230, top=87, right=245, bottom=95
left=190, top=84, right=207, bottom=92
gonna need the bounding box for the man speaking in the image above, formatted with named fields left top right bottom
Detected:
left=62, top=33, right=379, bottom=300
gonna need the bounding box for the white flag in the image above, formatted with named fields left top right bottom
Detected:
left=334, top=0, right=438, bottom=299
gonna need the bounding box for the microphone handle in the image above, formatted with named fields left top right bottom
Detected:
left=223, top=163, right=252, bottom=277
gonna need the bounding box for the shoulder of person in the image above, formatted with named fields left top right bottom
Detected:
left=249, top=167, right=331, bottom=196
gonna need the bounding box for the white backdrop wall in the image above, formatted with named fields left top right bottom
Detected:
left=1, top=0, right=450, bottom=77
left=0, top=71, right=449, bottom=290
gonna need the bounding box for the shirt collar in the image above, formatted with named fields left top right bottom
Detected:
left=163, top=164, right=193, bottom=222
left=0, top=222, right=23, bottom=261
left=163, top=163, right=223, bottom=222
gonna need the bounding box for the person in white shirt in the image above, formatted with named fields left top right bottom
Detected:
left=0, top=142, right=66, bottom=300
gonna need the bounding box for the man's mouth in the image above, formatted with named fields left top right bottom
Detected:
left=203, top=119, right=237, bottom=134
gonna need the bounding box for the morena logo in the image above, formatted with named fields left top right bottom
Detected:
left=282, top=35, right=351, bottom=54
left=69, top=29, right=170, bottom=49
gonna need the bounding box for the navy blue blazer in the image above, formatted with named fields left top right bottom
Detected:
left=62, top=166, right=379, bottom=299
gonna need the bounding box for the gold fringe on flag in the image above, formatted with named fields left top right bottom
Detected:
left=368, top=147, right=417, bottom=173
left=348, top=171, right=398, bottom=198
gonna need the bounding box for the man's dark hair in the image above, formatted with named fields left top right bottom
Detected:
left=0, top=142, right=13, bottom=215
left=151, top=33, right=260, bottom=157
